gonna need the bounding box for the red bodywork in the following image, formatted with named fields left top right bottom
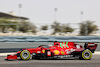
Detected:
left=5, top=42, right=97, bottom=60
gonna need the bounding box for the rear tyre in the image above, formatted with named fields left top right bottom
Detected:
left=20, top=50, right=30, bottom=60
left=79, top=49, right=92, bottom=60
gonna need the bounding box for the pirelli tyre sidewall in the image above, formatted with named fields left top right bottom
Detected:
left=81, top=49, right=92, bottom=60
left=20, top=50, right=30, bottom=60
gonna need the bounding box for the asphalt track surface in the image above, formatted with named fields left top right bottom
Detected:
left=0, top=55, right=100, bottom=67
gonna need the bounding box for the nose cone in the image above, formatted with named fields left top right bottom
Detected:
left=5, top=57, right=8, bottom=60
left=5, top=54, right=17, bottom=60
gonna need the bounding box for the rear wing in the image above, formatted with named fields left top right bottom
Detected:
left=84, top=43, right=98, bottom=53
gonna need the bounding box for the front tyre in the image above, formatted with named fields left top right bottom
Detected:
left=79, top=49, right=92, bottom=60
left=20, top=50, right=30, bottom=60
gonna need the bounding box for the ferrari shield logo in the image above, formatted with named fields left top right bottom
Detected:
left=42, top=50, right=45, bottom=53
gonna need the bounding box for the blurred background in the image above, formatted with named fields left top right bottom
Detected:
left=0, top=0, right=100, bottom=36
left=0, top=0, right=100, bottom=52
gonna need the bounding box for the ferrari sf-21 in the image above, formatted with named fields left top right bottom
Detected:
left=5, top=42, right=98, bottom=60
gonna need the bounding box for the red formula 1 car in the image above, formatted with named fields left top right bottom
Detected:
left=5, top=42, right=98, bottom=60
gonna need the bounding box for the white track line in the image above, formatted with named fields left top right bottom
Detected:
left=93, top=51, right=100, bottom=55
left=0, top=53, right=15, bottom=56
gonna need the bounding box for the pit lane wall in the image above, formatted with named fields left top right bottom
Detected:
left=0, top=36, right=100, bottom=42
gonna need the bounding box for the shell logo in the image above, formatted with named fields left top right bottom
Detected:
left=42, top=50, right=45, bottom=53
left=61, top=51, right=64, bottom=55
left=54, top=50, right=60, bottom=55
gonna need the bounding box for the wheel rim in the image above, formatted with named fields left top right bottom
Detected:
left=84, top=51, right=90, bottom=58
left=20, top=50, right=30, bottom=60
left=82, top=50, right=92, bottom=60
left=22, top=52, right=29, bottom=59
